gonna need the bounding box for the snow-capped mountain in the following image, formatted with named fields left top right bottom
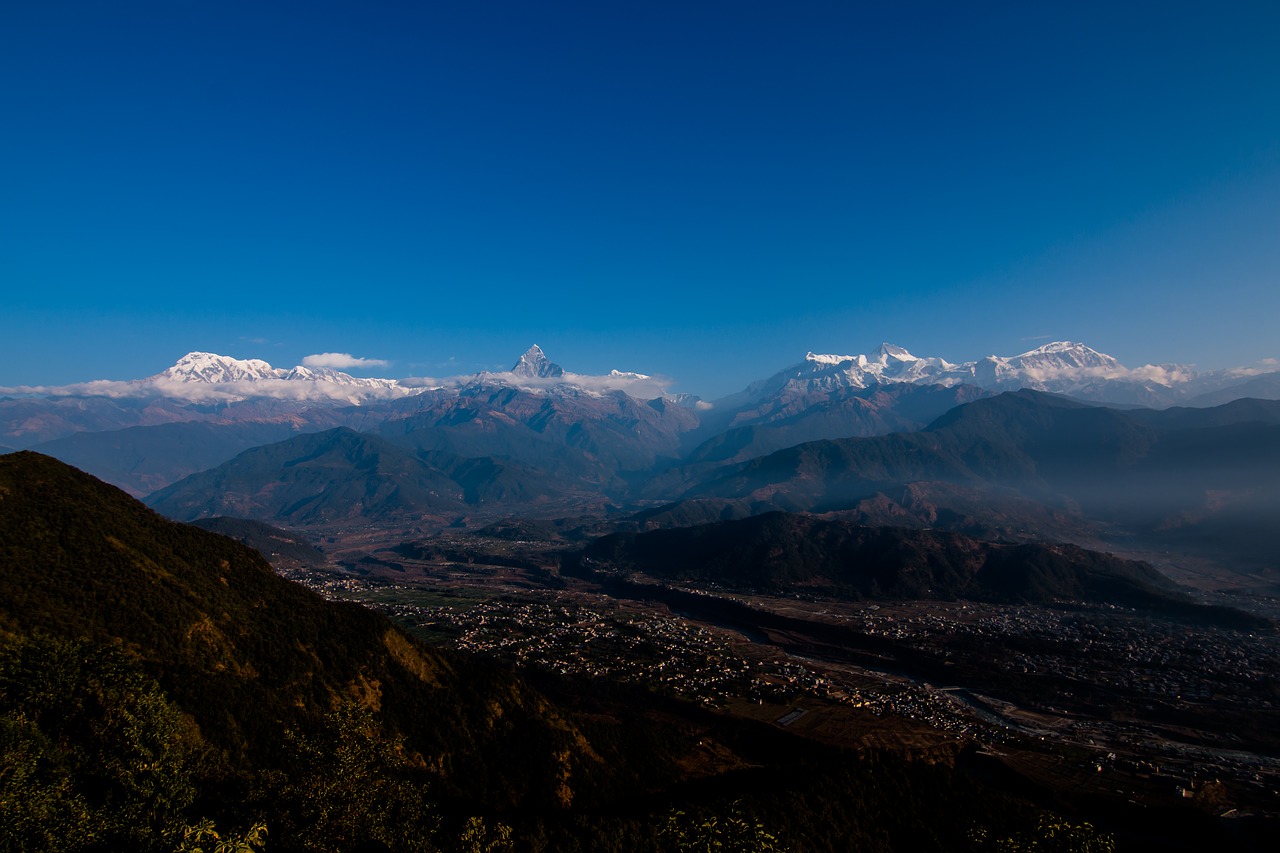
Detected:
left=509, top=345, right=565, bottom=379
left=4, top=342, right=1277, bottom=450
left=722, top=342, right=961, bottom=406
left=4, top=340, right=1278, bottom=501
left=143, top=352, right=414, bottom=403
left=158, top=352, right=404, bottom=391
left=466, top=345, right=675, bottom=400
left=956, top=342, right=1128, bottom=390
left=159, top=352, right=285, bottom=384
left=720, top=341, right=1251, bottom=409
left=0, top=346, right=682, bottom=416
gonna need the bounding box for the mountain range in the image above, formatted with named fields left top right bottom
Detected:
left=5, top=340, right=1276, bottom=476
left=5, top=340, right=1277, bottom=431
left=675, top=391, right=1280, bottom=576
left=4, top=341, right=1279, bottom=586
left=721, top=340, right=1274, bottom=408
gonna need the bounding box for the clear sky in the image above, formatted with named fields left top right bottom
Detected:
left=3, top=1, right=1278, bottom=398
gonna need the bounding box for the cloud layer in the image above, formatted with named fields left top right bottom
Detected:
left=301, top=352, right=390, bottom=369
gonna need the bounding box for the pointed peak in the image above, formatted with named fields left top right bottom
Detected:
left=876, top=343, right=915, bottom=360
left=511, top=344, right=564, bottom=378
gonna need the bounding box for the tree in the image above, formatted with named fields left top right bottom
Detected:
left=275, top=700, right=440, bottom=851
left=174, top=819, right=268, bottom=853
left=660, top=800, right=786, bottom=852
left=0, top=634, right=204, bottom=851
left=967, top=813, right=1115, bottom=853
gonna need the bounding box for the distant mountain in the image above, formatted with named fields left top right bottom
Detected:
left=4, top=343, right=1278, bottom=509
left=29, top=421, right=321, bottom=495
left=1121, top=397, right=1280, bottom=430
left=159, top=351, right=299, bottom=384
left=685, top=382, right=990, bottom=464
left=510, top=344, right=564, bottom=378
left=714, top=341, right=1279, bottom=410
left=686, top=391, right=1280, bottom=572
left=145, top=428, right=470, bottom=524
left=146, top=427, right=597, bottom=525
left=369, top=381, right=699, bottom=490
left=151, top=351, right=413, bottom=399
left=2, top=346, right=701, bottom=500
left=716, top=344, right=966, bottom=409
left=0, top=346, right=694, bottom=456
left=1187, top=372, right=1280, bottom=407
left=0, top=393, right=217, bottom=447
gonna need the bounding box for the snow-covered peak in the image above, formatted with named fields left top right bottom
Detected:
left=510, top=344, right=564, bottom=379
left=1009, top=341, right=1122, bottom=371
left=875, top=342, right=916, bottom=361
left=281, top=365, right=403, bottom=390
left=721, top=340, right=1168, bottom=407
left=464, top=347, right=675, bottom=400
left=160, top=352, right=285, bottom=384
left=609, top=369, right=651, bottom=380
left=142, top=352, right=418, bottom=403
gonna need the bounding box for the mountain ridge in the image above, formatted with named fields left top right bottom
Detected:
left=6, top=341, right=1278, bottom=412
left=680, top=391, right=1280, bottom=573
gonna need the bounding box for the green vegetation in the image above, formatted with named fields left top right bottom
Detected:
left=660, top=801, right=783, bottom=852
left=0, top=634, right=201, bottom=851
left=968, top=815, right=1115, bottom=853
left=173, top=819, right=268, bottom=853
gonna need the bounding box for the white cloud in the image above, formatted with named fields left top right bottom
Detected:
left=399, top=376, right=448, bottom=389
left=300, top=352, right=390, bottom=370
left=1126, top=363, right=1197, bottom=386
left=0, top=377, right=418, bottom=404
left=0, top=380, right=146, bottom=399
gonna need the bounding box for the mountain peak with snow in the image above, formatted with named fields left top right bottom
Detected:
left=160, top=352, right=283, bottom=384
left=720, top=340, right=1204, bottom=408
left=1009, top=341, right=1122, bottom=370
left=11, top=340, right=1271, bottom=415
left=875, top=343, right=916, bottom=361
left=143, top=352, right=415, bottom=403
left=510, top=345, right=564, bottom=379
left=804, top=351, right=857, bottom=367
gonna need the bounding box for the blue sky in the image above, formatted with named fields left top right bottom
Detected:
left=3, top=1, right=1278, bottom=397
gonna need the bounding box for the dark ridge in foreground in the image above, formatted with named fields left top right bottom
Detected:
left=0, top=452, right=584, bottom=799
